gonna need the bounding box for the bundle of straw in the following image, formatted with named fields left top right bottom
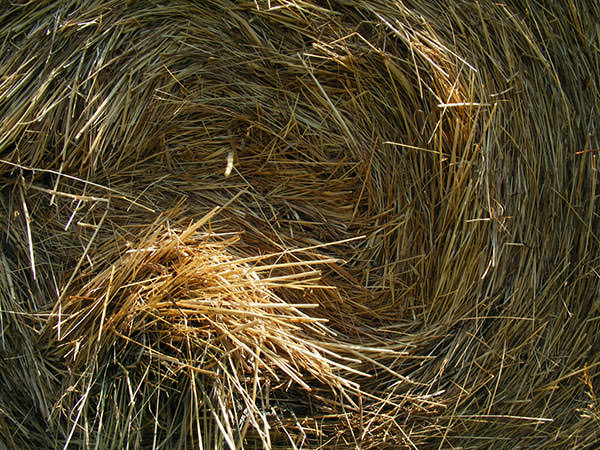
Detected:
left=1, top=1, right=599, bottom=448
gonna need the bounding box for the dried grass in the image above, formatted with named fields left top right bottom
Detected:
left=1, top=0, right=599, bottom=448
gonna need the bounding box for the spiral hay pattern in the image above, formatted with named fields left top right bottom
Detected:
left=1, top=1, right=599, bottom=448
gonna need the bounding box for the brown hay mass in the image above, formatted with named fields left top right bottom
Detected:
left=1, top=1, right=599, bottom=448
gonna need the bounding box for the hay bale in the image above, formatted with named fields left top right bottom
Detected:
left=1, top=1, right=598, bottom=448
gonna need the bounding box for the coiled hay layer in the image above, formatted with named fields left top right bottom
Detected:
left=1, top=1, right=599, bottom=448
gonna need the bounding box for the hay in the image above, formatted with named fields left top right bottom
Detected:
left=0, top=0, right=599, bottom=448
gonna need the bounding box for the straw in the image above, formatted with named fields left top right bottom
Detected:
left=1, top=0, right=599, bottom=448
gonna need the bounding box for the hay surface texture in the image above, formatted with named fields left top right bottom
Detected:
left=1, top=1, right=599, bottom=448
